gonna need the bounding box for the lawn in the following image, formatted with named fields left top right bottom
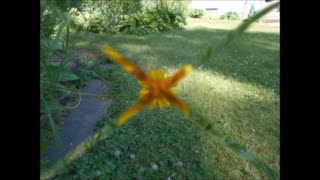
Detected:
left=48, top=20, right=279, bottom=179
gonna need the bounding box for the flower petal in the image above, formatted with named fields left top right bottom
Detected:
left=158, top=100, right=163, bottom=109
left=139, top=89, right=149, bottom=99
left=163, top=98, right=170, bottom=107
left=117, top=96, right=150, bottom=126
left=102, top=45, right=147, bottom=81
left=167, top=64, right=192, bottom=87
left=166, top=92, right=191, bottom=116
left=150, top=100, right=157, bottom=110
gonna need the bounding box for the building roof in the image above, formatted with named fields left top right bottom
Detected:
left=205, top=8, right=218, bottom=10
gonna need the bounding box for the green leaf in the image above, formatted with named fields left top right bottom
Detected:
left=40, top=98, right=63, bottom=113
left=47, top=66, right=79, bottom=81
left=40, top=93, right=62, bottom=150
left=40, top=39, right=63, bottom=50
left=150, top=21, right=158, bottom=28
left=59, top=69, right=79, bottom=81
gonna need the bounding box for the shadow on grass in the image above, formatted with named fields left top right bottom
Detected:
left=70, top=27, right=279, bottom=94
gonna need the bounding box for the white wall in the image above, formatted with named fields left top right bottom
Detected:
left=190, top=0, right=267, bottom=16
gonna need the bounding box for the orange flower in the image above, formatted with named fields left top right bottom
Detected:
left=102, top=45, right=192, bottom=126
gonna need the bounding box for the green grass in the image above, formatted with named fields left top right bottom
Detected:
left=51, top=20, right=279, bottom=179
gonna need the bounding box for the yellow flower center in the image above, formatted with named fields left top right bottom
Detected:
left=139, top=70, right=173, bottom=109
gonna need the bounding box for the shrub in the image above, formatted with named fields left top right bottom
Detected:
left=66, top=0, right=189, bottom=35
left=120, top=0, right=142, bottom=15
left=189, top=9, right=205, bottom=18
left=40, top=0, right=81, bottom=38
left=40, top=3, right=62, bottom=38
left=116, top=0, right=187, bottom=34
left=68, top=1, right=123, bottom=33
left=117, top=12, right=156, bottom=34
left=220, top=11, right=240, bottom=20
left=66, top=0, right=143, bottom=34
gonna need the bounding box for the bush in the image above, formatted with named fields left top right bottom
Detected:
left=119, top=0, right=142, bottom=15
left=149, top=1, right=187, bottom=30
left=116, top=0, right=187, bottom=35
left=116, top=12, right=156, bottom=34
left=66, top=0, right=142, bottom=34
left=40, top=0, right=81, bottom=38
left=68, top=1, right=123, bottom=33
left=220, top=11, right=240, bottom=20
left=40, top=3, right=62, bottom=38
left=65, top=0, right=188, bottom=35
left=189, top=9, right=205, bottom=18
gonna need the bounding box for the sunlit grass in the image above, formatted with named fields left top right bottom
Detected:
left=187, top=18, right=279, bottom=34
left=177, top=68, right=279, bottom=177
left=51, top=20, right=279, bottom=179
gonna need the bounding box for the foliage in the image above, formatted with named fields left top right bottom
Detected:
left=40, top=0, right=81, bottom=38
left=189, top=9, right=205, bottom=18
left=115, top=12, right=155, bottom=34
left=40, top=1, right=81, bottom=157
left=40, top=42, right=81, bottom=156
left=68, top=1, right=123, bottom=33
left=61, top=0, right=188, bottom=35
left=40, top=2, right=62, bottom=38
left=117, top=0, right=142, bottom=15
left=220, top=11, right=240, bottom=20
left=66, top=0, right=142, bottom=33
left=117, top=0, right=187, bottom=34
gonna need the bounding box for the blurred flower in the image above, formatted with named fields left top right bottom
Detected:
left=102, top=45, right=192, bottom=126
